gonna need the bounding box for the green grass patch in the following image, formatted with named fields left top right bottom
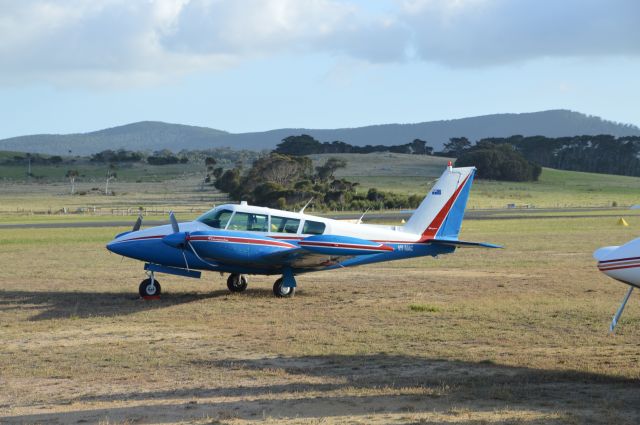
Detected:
left=409, top=303, right=441, bottom=313
left=348, top=166, right=640, bottom=209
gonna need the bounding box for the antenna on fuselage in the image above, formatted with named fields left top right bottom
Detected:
left=299, top=198, right=314, bottom=214
left=356, top=207, right=370, bottom=224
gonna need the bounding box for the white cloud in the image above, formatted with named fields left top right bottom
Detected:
left=0, top=0, right=638, bottom=87
left=400, top=0, right=640, bottom=66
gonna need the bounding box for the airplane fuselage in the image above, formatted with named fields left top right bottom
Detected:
left=107, top=203, right=454, bottom=275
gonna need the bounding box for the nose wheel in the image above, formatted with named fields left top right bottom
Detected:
left=227, top=274, right=248, bottom=292
left=139, top=275, right=161, bottom=297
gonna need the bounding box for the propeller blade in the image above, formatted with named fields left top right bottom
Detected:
left=132, top=214, right=143, bottom=232
left=610, top=286, right=634, bottom=333
left=169, top=211, right=179, bottom=233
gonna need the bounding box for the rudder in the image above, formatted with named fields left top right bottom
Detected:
left=402, top=165, right=476, bottom=241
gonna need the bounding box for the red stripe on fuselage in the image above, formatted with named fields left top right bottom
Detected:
left=598, top=261, right=640, bottom=272
left=120, top=234, right=295, bottom=248
left=598, top=255, right=640, bottom=264
left=122, top=234, right=415, bottom=248
left=298, top=241, right=394, bottom=252
left=271, top=236, right=420, bottom=244
left=189, top=235, right=296, bottom=248
left=598, top=259, right=640, bottom=267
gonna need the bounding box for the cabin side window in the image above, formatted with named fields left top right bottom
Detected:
left=196, top=209, right=233, bottom=229
left=270, top=216, right=301, bottom=234
left=302, top=220, right=326, bottom=235
left=227, top=212, right=268, bottom=232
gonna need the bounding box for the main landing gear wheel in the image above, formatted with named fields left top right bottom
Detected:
left=139, top=278, right=161, bottom=297
left=227, top=274, right=248, bottom=292
left=273, top=277, right=295, bottom=298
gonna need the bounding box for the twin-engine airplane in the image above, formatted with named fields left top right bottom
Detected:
left=107, top=163, right=500, bottom=298
left=594, top=237, right=640, bottom=331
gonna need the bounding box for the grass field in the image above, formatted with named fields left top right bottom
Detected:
left=1, top=212, right=640, bottom=424
left=0, top=176, right=224, bottom=224
left=0, top=160, right=200, bottom=182
left=3, top=153, right=640, bottom=221
left=328, top=154, right=640, bottom=209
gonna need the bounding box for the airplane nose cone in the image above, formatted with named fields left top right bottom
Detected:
left=106, top=239, right=125, bottom=256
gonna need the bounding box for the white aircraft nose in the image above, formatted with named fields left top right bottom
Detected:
left=593, top=240, right=640, bottom=332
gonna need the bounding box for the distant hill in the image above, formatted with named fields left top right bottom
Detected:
left=0, top=122, right=230, bottom=156
left=1, top=110, right=639, bottom=155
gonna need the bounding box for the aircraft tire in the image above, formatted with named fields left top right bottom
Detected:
left=273, top=277, right=295, bottom=298
left=139, top=278, right=161, bottom=297
left=227, top=274, right=248, bottom=292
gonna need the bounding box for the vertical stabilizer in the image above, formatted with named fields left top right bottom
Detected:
left=402, top=165, right=476, bottom=241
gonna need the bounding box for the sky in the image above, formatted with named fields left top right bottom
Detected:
left=0, top=0, right=639, bottom=139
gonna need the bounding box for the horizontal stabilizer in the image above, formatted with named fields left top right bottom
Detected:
left=428, top=238, right=503, bottom=249
left=299, top=235, right=394, bottom=256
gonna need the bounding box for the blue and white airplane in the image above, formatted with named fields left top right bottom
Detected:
left=107, top=164, right=500, bottom=298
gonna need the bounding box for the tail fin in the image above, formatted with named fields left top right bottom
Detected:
left=402, top=164, right=476, bottom=241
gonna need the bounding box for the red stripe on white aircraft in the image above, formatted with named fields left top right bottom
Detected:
left=598, top=261, right=640, bottom=272
left=598, top=256, right=640, bottom=264
left=298, top=241, right=394, bottom=252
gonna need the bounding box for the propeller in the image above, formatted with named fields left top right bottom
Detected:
left=163, top=211, right=191, bottom=270
left=132, top=213, right=143, bottom=232
left=162, top=211, right=219, bottom=270
left=610, top=285, right=634, bottom=332
left=169, top=211, right=179, bottom=233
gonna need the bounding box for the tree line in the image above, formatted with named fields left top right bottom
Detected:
left=477, top=135, right=640, bottom=177
left=275, top=134, right=433, bottom=156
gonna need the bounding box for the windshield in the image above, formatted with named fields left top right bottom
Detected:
left=196, top=208, right=233, bottom=229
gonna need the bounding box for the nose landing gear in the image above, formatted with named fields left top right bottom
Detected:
left=139, top=271, right=161, bottom=298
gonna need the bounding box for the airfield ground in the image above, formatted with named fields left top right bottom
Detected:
left=2, top=211, right=640, bottom=424
left=1, top=154, right=640, bottom=424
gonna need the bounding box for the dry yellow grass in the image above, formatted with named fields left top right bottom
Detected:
left=1, top=212, right=640, bottom=424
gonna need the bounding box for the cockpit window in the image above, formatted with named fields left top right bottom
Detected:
left=197, top=209, right=233, bottom=229
left=227, top=212, right=268, bottom=232
left=271, top=216, right=300, bottom=234
left=302, top=220, right=326, bottom=235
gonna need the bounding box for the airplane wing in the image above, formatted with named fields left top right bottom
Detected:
left=261, top=235, right=394, bottom=271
